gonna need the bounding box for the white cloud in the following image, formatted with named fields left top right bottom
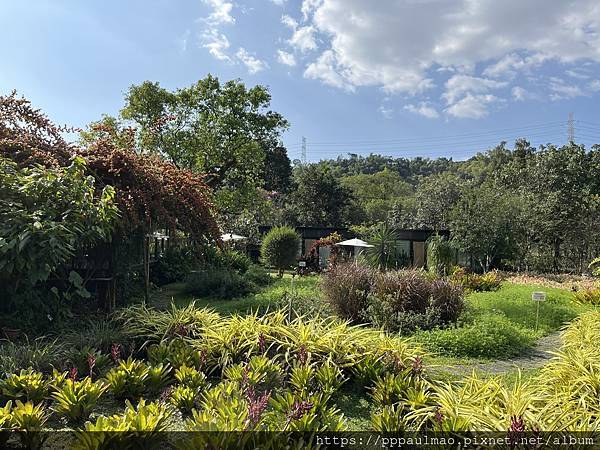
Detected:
left=445, top=94, right=501, bottom=119
left=404, top=102, right=439, bottom=119
left=289, top=25, right=317, bottom=52
left=565, top=68, right=590, bottom=79
left=301, top=0, right=323, bottom=21
left=483, top=53, right=548, bottom=79
left=549, top=78, right=585, bottom=100
left=378, top=105, right=393, bottom=119
left=277, top=49, right=296, bottom=66
left=291, top=0, right=600, bottom=107
left=511, top=86, right=527, bottom=101
left=199, top=0, right=235, bottom=61
left=178, top=29, right=190, bottom=53
left=589, top=79, right=600, bottom=91
left=202, top=29, right=231, bottom=61
left=281, top=14, right=297, bottom=29
left=443, top=75, right=507, bottom=104
left=304, top=50, right=355, bottom=92
left=203, top=0, right=234, bottom=25
left=270, top=0, right=286, bottom=5
left=236, top=48, right=267, bottom=74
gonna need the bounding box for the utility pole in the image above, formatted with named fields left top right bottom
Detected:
left=301, top=136, right=307, bottom=164
left=568, top=112, right=575, bottom=143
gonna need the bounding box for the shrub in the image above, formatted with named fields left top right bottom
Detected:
left=426, top=234, right=455, bottom=277
left=66, top=346, right=111, bottom=379
left=323, top=265, right=464, bottom=332
left=450, top=267, right=502, bottom=292
left=150, top=245, right=197, bottom=286
left=219, top=249, right=252, bottom=274
left=51, top=377, right=108, bottom=421
left=260, top=226, right=300, bottom=276
left=321, top=263, right=372, bottom=322
left=169, top=385, right=197, bottom=412
left=572, top=289, right=600, bottom=306
left=76, top=399, right=172, bottom=448
left=63, top=319, right=125, bottom=354
left=10, top=401, right=50, bottom=448
left=146, top=363, right=172, bottom=394
left=184, top=268, right=254, bottom=299
left=175, top=365, right=207, bottom=391
left=243, top=264, right=272, bottom=287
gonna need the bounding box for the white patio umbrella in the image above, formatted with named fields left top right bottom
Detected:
left=335, top=238, right=374, bottom=248
left=221, top=233, right=247, bottom=242
left=335, top=238, right=374, bottom=261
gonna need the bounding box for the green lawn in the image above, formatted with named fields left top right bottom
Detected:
left=415, top=283, right=586, bottom=359
left=151, top=274, right=321, bottom=315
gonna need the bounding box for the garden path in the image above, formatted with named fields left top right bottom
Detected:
left=436, top=331, right=561, bottom=377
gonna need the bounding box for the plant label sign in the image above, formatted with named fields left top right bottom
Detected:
left=298, top=261, right=306, bottom=267
left=532, top=291, right=546, bottom=302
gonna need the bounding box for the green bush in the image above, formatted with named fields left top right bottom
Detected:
left=51, top=377, right=108, bottom=421
left=184, top=268, right=255, bottom=300
left=415, top=313, right=535, bottom=358
left=219, top=249, right=252, bottom=274
left=260, top=226, right=300, bottom=276
left=150, top=245, right=197, bottom=286
left=243, top=264, right=272, bottom=287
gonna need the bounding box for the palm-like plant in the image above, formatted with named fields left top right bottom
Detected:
left=366, top=223, right=408, bottom=270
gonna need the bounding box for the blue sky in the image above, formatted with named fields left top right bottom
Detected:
left=2, top=0, right=600, bottom=162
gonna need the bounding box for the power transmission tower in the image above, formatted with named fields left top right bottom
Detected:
left=301, top=136, right=307, bottom=164
left=568, top=112, right=575, bottom=143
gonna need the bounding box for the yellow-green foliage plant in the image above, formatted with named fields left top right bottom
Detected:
left=11, top=401, right=50, bottom=449
left=75, top=399, right=173, bottom=450
left=536, top=311, right=600, bottom=430
left=392, top=311, right=600, bottom=433
left=0, top=369, right=49, bottom=403
left=51, top=377, right=108, bottom=421
left=572, top=289, right=600, bottom=306
left=119, top=304, right=423, bottom=380
left=105, top=357, right=148, bottom=399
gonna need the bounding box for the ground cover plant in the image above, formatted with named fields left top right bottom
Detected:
left=415, top=283, right=586, bottom=358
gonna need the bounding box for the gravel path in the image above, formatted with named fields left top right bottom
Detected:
left=436, top=331, right=562, bottom=377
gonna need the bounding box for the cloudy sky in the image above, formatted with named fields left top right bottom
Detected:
left=2, top=0, right=600, bottom=161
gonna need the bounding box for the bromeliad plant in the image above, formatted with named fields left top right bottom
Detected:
left=51, top=377, right=108, bottom=422
left=105, top=357, right=149, bottom=400
left=174, top=365, right=207, bottom=392
left=10, top=401, right=50, bottom=449
left=75, top=399, right=173, bottom=449
left=0, top=369, right=49, bottom=403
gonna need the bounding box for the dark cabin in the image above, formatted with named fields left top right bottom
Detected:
left=252, top=226, right=450, bottom=269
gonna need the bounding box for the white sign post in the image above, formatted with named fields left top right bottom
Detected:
left=532, top=291, right=546, bottom=332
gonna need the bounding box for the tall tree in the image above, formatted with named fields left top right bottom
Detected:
left=116, top=75, right=289, bottom=212
left=285, top=164, right=354, bottom=227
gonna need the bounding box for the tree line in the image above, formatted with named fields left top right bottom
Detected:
left=70, top=75, right=599, bottom=274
